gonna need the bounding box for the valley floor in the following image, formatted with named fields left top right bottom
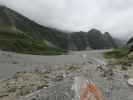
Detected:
left=0, top=49, right=108, bottom=79
left=0, top=49, right=132, bottom=100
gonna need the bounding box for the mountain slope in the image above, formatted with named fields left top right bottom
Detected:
left=127, top=36, right=133, bottom=52
left=103, top=32, right=118, bottom=48
left=69, top=29, right=118, bottom=50
left=0, top=5, right=67, bottom=55
left=127, top=37, right=133, bottom=45
left=69, top=32, right=88, bottom=50
left=0, top=5, right=119, bottom=54
left=87, top=29, right=109, bottom=49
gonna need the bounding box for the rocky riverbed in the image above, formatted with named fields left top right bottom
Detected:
left=0, top=50, right=108, bottom=79
left=0, top=50, right=133, bottom=100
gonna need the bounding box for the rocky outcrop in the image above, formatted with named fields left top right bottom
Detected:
left=68, top=29, right=118, bottom=50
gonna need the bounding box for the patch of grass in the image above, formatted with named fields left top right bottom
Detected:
left=104, top=48, right=129, bottom=58
left=0, top=29, right=67, bottom=55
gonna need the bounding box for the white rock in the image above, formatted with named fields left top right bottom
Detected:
left=127, top=78, right=133, bottom=86
left=80, top=54, right=87, bottom=59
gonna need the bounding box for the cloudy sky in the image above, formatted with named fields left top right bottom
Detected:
left=0, top=0, right=133, bottom=39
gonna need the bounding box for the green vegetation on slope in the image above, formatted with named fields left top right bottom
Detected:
left=70, top=32, right=88, bottom=50
left=0, top=5, right=120, bottom=55
left=104, top=48, right=129, bottom=58
left=104, top=36, right=133, bottom=68
left=104, top=36, right=133, bottom=59
left=0, top=29, right=65, bottom=55
left=0, top=5, right=67, bottom=55
left=103, top=32, right=118, bottom=48
left=87, top=29, right=113, bottom=49
left=5, top=6, right=68, bottom=50
left=69, top=29, right=118, bottom=50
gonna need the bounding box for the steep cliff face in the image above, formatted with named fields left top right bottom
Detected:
left=103, top=32, right=118, bottom=48
left=86, top=29, right=108, bottom=49
left=69, top=32, right=88, bottom=50
left=68, top=29, right=118, bottom=50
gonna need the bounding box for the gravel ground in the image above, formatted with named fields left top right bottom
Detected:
left=0, top=50, right=107, bottom=79
left=0, top=50, right=133, bottom=100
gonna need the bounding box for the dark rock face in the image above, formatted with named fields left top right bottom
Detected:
left=103, top=32, right=118, bottom=48
left=68, top=29, right=118, bottom=50
left=69, top=32, right=88, bottom=50
left=86, top=29, right=112, bottom=49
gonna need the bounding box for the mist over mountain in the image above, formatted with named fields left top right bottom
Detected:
left=0, top=5, right=68, bottom=55
left=1, top=0, right=133, bottom=40
left=0, top=5, right=120, bottom=54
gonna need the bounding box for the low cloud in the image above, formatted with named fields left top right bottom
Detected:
left=0, top=0, right=133, bottom=39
